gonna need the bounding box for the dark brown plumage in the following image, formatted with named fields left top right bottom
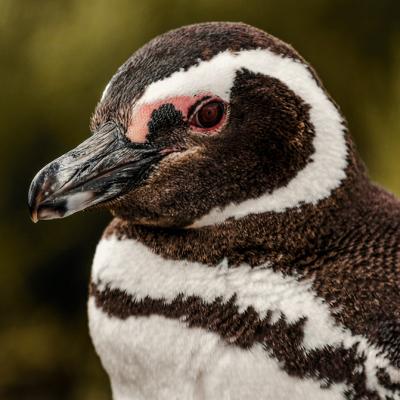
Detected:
left=28, top=22, right=400, bottom=400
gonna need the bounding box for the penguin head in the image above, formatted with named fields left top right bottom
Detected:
left=28, top=22, right=353, bottom=227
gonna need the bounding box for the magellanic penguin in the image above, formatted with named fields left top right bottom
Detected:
left=28, top=22, right=400, bottom=400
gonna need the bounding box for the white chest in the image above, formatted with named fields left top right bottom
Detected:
left=89, top=300, right=347, bottom=400
left=88, top=236, right=399, bottom=400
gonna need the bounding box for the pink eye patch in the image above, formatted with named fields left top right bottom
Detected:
left=126, top=93, right=229, bottom=143
left=127, top=95, right=206, bottom=143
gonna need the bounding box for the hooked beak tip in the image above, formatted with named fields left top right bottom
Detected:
left=28, top=198, right=69, bottom=222
left=28, top=182, right=43, bottom=223
left=28, top=172, right=62, bottom=223
left=30, top=208, right=39, bottom=223
left=28, top=168, right=96, bottom=223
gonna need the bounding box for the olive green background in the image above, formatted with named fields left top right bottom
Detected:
left=1, top=0, right=399, bottom=399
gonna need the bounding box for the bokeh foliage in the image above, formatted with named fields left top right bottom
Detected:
left=0, top=0, right=399, bottom=399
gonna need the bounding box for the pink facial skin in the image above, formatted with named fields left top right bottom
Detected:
left=126, top=94, right=227, bottom=143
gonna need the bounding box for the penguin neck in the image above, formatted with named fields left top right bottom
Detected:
left=103, top=161, right=374, bottom=269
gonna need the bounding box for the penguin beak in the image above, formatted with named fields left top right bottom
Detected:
left=28, top=122, right=162, bottom=222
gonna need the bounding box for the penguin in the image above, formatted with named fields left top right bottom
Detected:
left=28, top=22, right=400, bottom=400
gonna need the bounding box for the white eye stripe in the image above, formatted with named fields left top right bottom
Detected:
left=135, top=48, right=346, bottom=227
left=102, top=48, right=348, bottom=226
left=138, top=51, right=238, bottom=104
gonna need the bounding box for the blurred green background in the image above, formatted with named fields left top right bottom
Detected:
left=1, top=0, right=399, bottom=399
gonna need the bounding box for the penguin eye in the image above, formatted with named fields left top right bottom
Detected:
left=191, top=101, right=225, bottom=129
